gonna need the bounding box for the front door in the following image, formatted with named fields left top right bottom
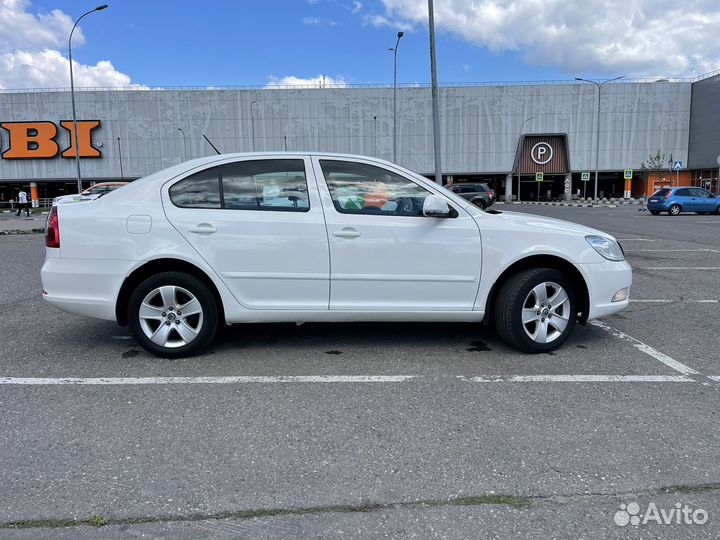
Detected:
left=162, top=156, right=330, bottom=310
left=312, top=157, right=482, bottom=311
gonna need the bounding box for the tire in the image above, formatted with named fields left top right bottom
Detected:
left=715, top=206, right=720, bottom=215
left=668, top=204, right=681, bottom=216
left=472, top=198, right=487, bottom=210
left=494, top=268, right=577, bottom=353
left=650, top=210, right=660, bottom=215
left=128, top=272, right=219, bottom=358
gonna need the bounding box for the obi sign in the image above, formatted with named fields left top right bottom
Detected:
left=1, top=120, right=102, bottom=159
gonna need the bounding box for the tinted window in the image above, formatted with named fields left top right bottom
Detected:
left=674, top=188, right=692, bottom=197
left=169, top=167, right=221, bottom=208
left=652, top=189, right=670, bottom=197
left=222, top=159, right=309, bottom=212
left=319, top=160, right=431, bottom=217
left=691, top=188, right=711, bottom=197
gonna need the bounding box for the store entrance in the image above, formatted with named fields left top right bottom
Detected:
left=516, top=174, right=567, bottom=201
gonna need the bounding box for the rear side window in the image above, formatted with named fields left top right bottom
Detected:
left=169, top=159, right=309, bottom=211
left=169, top=167, right=221, bottom=208
left=222, top=159, right=309, bottom=212
left=674, top=188, right=692, bottom=197
left=651, top=189, right=670, bottom=197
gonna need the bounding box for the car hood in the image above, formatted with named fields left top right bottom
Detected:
left=487, top=210, right=617, bottom=240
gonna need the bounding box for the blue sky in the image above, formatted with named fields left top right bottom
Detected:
left=2, top=0, right=718, bottom=89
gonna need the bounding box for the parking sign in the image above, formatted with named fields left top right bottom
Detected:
left=535, top=172, right=544, bottom=182
left=581, top=172, right=590, bottom=181
left=624, top=169, right=633, bottom=179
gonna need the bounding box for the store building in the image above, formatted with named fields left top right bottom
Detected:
left=0, top=70, right=718, bottom=205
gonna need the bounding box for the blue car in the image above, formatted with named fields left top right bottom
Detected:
left=646, top=187, right=720, bottom=216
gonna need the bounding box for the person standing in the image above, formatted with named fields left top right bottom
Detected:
left=16, top=189, right=29, bottom=217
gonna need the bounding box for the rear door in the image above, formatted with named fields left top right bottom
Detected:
left=673, top=188, right=695, bottom=211
left=162, top=156, right=330, bottom=310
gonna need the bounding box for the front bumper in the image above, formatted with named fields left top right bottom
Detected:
left=576, top=260, right=632, bottom=319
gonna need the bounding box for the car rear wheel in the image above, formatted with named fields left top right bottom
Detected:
left=494, top=268, right=577, bottom=353
left=128, top=272, right=219, bottom=358
left=715, top=205, right=720, bottom=215
left=649, top=210, right=660, bottom=215
left=668, top=204, right=681, bottom=216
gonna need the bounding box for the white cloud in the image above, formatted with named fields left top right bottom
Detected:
left=302, top=16, right=321, bottom=24
left=0, top=0, right=138, bottom=89
left=375, top=0, right=720, bottom=77
left=266, top=74, right=348, bottom=88
left=351, top=1, right=363, bottom=14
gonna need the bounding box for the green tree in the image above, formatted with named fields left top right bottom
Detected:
left=639, top=150, right=669, bottom=196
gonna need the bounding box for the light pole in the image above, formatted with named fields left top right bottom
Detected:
left=68, top=4, right=108, bottom=194
left=428, top=0, right=442, bottom=184
left=575, top=75, right=624, bottom=200
left=178, top=128, right=187, bottom=161
left=117, top=137, right=124, bottom=179
left=389, top=31, right=404, bottom=162
left=250, top=100, right=256, bottom=151
left=515, top=116, right=537, bottom=202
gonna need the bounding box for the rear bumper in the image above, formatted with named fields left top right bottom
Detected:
left=577, top=260, right=632, bottom=319
left=646, top=201, right=670, bottom=211
left=41, top=255, right=134, bottom=321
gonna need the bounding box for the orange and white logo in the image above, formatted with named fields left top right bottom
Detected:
left=1, top=120, right=102, bottom=159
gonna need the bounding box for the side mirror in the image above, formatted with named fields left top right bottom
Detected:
left=423, top=194, right=455, bottom=218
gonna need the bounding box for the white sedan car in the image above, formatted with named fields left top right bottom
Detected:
left=41, top=153, right=631, bottom=357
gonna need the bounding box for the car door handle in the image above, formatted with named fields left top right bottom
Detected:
left=188, top=223, right=217, bottom=234
left=333, top=227, right=361, bottom=238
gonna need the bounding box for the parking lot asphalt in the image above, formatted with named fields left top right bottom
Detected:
left=0, top=204, right=719, bottom=539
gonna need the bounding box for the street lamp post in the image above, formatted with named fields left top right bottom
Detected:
left=117, top=137, right=124, bottom=179
left=516, top=116, right=537, bottom=202
left=250, top=100, right=256, bottom=152
left=574, top=75, right=624, bottom=200
left=178, top=128, right=187, bottom=161
left=389, top=31, right=404, bottom=162
left=427, top=0, right=442, bottom=185
left=68, top=4, right=108, bottom=194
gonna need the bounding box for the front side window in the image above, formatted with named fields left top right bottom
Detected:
left=222, top=159, right=309, bottom=212
left=169, top=167, right=221, bottom=208
left=319, top=160, right=431, bottom=217
left=691, top=188, right=711, bottom=198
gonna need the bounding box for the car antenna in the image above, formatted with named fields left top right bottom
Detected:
left=203, top=134, right=222, bottom=155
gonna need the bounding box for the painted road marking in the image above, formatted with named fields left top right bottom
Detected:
left=709, top=376, right=720, bottom=382
left=625, top=249, right=719, bottom=253
left=590, top=320, right=701, bottom=376
left=639, top=267, right=720, bottom=270
left=616, top=238, right=654, bottom=241
left=459, top=375, right=692, bottom=383
left=0, top=375, right=417, bottom=385
left=631, top=299, right=719, bottom=303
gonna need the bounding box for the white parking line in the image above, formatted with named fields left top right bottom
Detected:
left=589, top=320, right=701, bottom=376
left=639, top=267, right=720, bottom=270
left=631, top=299, right=719, bottom=303
left=709, top=376, right=720, bottom=382
left=460, top=375, right=692, bottom=383
left=615, top=238, right=653, bottom=241
left=625, top=249, right=719, bottom=253
left=0, top=375, right=417, bottom=385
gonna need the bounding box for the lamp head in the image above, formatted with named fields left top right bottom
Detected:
left=397, top=31, right=404, bottom=38
left=95, top=4, right=109, bottom=10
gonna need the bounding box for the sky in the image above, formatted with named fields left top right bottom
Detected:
left=0, top=0, right=719, bottom=89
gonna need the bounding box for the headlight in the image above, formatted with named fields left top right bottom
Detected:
left=585, top=235, right=625, bottom=261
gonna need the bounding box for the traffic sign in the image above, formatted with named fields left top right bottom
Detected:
left=624, top=169, right=633, bottom=179
left=535, top=172, right=544, bottom=182
left=673, top=161, right=683, bottom=170
left=581, top=172, right=590, bottom=181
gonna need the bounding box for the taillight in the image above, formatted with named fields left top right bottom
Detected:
left=45, top=206, right=59, bottom=248
left=488, top=191, right=494, bottom=198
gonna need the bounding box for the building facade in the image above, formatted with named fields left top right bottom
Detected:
left=0, top=72, right=718, bottom=205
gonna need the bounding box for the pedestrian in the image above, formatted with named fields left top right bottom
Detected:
left=16, top=189, right=29, bottom=217
left=576, top=187, right=580, bottom=198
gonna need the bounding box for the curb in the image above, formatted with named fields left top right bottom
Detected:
left=0, top=229, right=44, bottom=235
left=496, top=201, right=644, bottom=208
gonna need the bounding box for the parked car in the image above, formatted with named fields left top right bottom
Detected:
left=448, top=182, right=495, bottom=209
left=646, top=187, right=720, bottom=215
left=52, top=182, right=129, bottom=206
left=42, top=153, right=631, bottom=358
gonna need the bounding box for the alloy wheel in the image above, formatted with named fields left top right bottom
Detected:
left=521, top=281, right=571, bottom=344
left=138, top=285, right=204, bottom=348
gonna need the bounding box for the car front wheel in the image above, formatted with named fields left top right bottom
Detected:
left=128, top=272, right=219, bottom=358
left=494, top=268, right=577, bottom=353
